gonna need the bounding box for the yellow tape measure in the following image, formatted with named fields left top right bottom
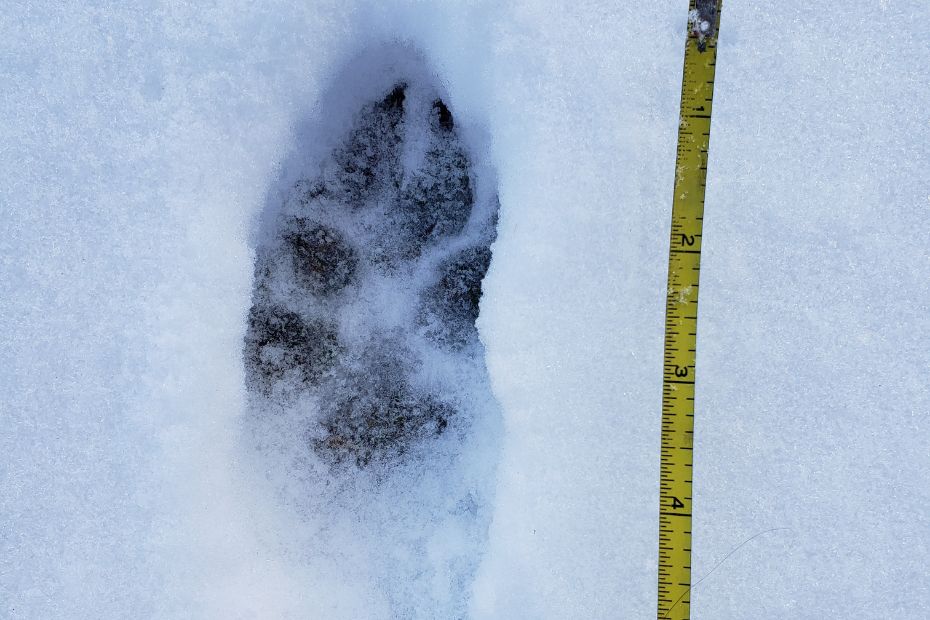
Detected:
left=657, top=1, right=722, bottom=618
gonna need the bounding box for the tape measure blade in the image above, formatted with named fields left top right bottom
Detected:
left=657, top=1, right=721, bottom=618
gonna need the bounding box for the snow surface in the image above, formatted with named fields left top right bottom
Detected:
left=1, top=1, right=927, bottom=619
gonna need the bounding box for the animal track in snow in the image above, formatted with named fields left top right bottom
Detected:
left=245, top=76, right=497, bottom=471
left=240, top=44, right=506, bottom=617
left=243, top=51, right=501, bottom=615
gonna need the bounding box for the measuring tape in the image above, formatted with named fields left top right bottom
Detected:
left=657, top=1, right=722, bottom=618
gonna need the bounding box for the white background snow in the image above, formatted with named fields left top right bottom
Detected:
left=1, top=1, right=927, bottom=618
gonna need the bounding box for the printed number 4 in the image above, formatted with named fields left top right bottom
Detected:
left=672, top=497, right=685, bottom=510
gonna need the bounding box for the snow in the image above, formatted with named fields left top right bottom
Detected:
left=1, top=1, right=927, bottom=619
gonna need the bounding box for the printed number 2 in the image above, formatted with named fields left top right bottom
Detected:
left=672, top=497, right=685, bottom=510
left=680, top=234, right=695, bottom=246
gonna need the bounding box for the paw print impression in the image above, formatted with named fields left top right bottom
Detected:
left=245, top=75, right=498, bottom=472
